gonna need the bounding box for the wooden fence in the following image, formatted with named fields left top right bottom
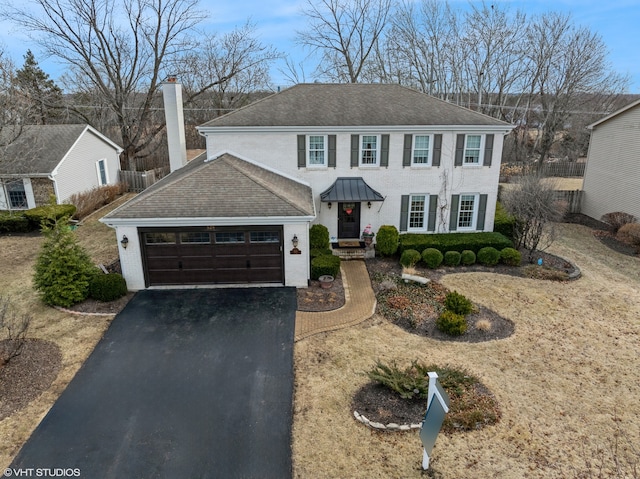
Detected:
left=554, top=190, right=583, bottom=214
left=119, top=167, right=169, bottom=193
left=541, top=162, right=585, bottom=177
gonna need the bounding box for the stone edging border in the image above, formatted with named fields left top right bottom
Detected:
left=565, top=258, right=581, bottom=280
left=353, top=410, right=421, bottom=432
left=53, top=305, right=116, bottom=317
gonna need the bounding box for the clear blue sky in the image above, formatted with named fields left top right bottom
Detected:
left=1, top=0, right=639, bottom=93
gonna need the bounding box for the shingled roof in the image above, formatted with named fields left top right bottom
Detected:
left=199, top=83, right=510, bottom=128
left=0, top=124, right=120, bottom=175
left=102, top=153, right=315, bottom=221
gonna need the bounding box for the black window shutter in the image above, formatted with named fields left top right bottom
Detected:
left=476, top=194, right=488, bottom=230
left=380, top=134, right=390, bottom=167
left=483, top=134, right=494, bottom=166
left=350, top=135, right=359, bottom=168
left=455, top=134, right=464, bottom=166
left=400, top=195, right=409, bottom=232
left=328, top=135, right=336, bottom=168
left=449, top=194, right=460, bottom=231
left=297, top=135, right=306, bottom=168
left=432, top=134, right=442, bottom=167
left=403, top=134, right=412, bottom=167
left=427, top=194, right=438, bottom=231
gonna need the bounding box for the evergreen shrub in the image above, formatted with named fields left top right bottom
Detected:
left=436, top=311, right=467, bottom=336
left=444, top=291, right=473, bottom=316
left=89, top=274, right=128, bottom=302
left=422, top=248, right=443, bottom=269
left=310, top=248, right=333, bottom=259
left=0, top=212, right=30, bottom=233
left=24, top=204, right=76, bottom=229
left=460, top=250, right=476, bottom=265
left=500, top=247, right=522, bottom=266
left=375, top=225, right=399, bottom=256
left=477, top=247, right=501, bottom=266
left=399, top=232, right=512, bottom=255
left=444, top=250, right=461, bottom=266
left=400, top=249, right=421, bottom=268
left=311, top=254, right=340, bottom=280
left=309, top=224, right=330, bottom=250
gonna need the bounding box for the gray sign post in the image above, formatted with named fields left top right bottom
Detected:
left=419, top=372, right=450, bottom=470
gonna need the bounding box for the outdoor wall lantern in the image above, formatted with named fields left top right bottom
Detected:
left=121, top=235, right=129, bottom=249
left=328, top=202, right=332, bottom=209
left=367, top=201, right=372, bottom=208
left=292, top=234, right=299, bottom=248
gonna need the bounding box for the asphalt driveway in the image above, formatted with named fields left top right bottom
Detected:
left=11, top=288, right=297, bottom=478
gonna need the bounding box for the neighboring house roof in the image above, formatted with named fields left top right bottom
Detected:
left=199, top=83, right=510, bottom=129
left=102, top=153, right=315, bottom=222
left=0, top=124, right=122, bottom=176
left=320, top=177, right=384, bottom=202
left=587, top=98, right=640, bottom=129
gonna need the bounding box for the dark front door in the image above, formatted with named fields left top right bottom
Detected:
left=337, top=202, right=360, bottom=238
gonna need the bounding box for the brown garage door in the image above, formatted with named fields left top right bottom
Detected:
left=141, top=226, right=284, bottom=286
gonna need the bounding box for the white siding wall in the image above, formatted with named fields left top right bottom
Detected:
left=53, top=129, right=121, bottom=203
left=115, top=225, right=146, bottom=291
left=582, top=105, right=640, bottom=221
left=207, top=130, right=503, bottom=239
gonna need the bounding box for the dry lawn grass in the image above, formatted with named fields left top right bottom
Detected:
left=0, top=195, right=134, bottom=469
left=293, top=223, right=640, bottom=478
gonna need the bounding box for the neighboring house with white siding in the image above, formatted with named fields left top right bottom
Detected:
left=103, top=83, right=513, bottom=290
left=582, top=99, right=640, bottom=222
left=0, top=124, right=122, bottom=210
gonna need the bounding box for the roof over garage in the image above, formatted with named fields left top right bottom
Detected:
left=102, top=153, right=315, bottom=225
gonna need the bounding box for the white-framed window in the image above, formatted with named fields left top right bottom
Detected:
left=412, top=135, right=431, bottom=165
left=408, top=194, right=427, bottom=231
left=6, top=179, right=28, bottom=209
left=458, top=194, right=478, bottom=230
left=360, top=135, right=379, bottom=166
left=307, top=135, right=327, bottom=167
left=96, top=159, right=108, bottom=185
left=464, top=135, right=482, bottom=164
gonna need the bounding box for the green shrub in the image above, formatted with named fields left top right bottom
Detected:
left=494, top=201, right=516, bottom=240
left=375, top=225, right=399, bottom=256
left=444, top=291, right=473, bottom=316
left=24, top=204, right=77, bottom=229
left=477, top=247, right=501, bottom=266
left=400, top=249, right=421, bottom=268
left=366, top=360, right=430, bottom=399
left=399, top=232, right=512, bottom=255
left=310, top=248, right=333, bottom=259
left=33, top=216, right=98, bottom=307
left=89, top=274, right=128, bottom=302
left=309, top=224, right=330, bottom=250
left=443, top=250, right=461, bottom=266
left=436, top=310, right=468, bottom=336
left=500, top=247, right=522, bottom=266
left=422, top=248, right=443, bottom=269
left=460, top=250, right=476, bottom=266
left=0, top=212, right=30, bottom=233
left=311, top=254, right=340, bottom=280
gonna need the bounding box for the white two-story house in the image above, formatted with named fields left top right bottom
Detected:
left=102, top=83, right=512, bottom=289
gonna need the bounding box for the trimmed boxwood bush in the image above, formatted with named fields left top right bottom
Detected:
left=460, top=250, right=476, bottom=265
left=500, top=247, right=522, bottom=266
left=436, top=310, right=467, bottom=336
left=24, top=204, right=77, bottom=229
left=477, top=247, right=501, bottom=266
left=376, top=225, right=399, bottom=256
left=311, top=254, right=340, bottom=280
left=443, top=250, right=461, bottom=266
left=310, top=248, right=333, bottom=259
left=309, top=224, right=330, bottom=250
left=444, top=291, right=473, bottom=316
left=399, top=232, right=512, bottom=255
left=422, top=248, right=443, bottom=269
left=89, top=273, right=128, bottom=302
left=0, top=212, right=30, bottom=233
left=400, top=249, right=421, bottom=268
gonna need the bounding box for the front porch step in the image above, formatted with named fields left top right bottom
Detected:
left=332, top=248, right=366, bottom=260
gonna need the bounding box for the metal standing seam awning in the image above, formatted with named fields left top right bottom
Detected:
left=319, top=177, right=384, bottom=202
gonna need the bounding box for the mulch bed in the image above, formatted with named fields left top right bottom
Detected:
left=0, top=339, right=62, bottom=420
left=65, top=292, right=136, bottom=315
left=564, top=213, right=639, bottom=257
left=297, top=275, right=346, bottom=312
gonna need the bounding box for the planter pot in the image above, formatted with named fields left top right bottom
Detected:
left=363, top=235, right=373, bottom=246
left=318, top=275, right=334, bottom=289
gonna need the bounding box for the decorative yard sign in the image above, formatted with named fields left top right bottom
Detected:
left=419, top=372, right=450, bottom=470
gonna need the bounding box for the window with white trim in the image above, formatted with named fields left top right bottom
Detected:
left=412, top=135, right=431, bottom=165
left=360, top=135, right=379, bottom=165
left=307, top=135, right=326, bottom=166
left=97, top=159, right=108, bottom=185
left=408, top=194, right=427, bottom=230
left=464, top=135, right=482, bottom=164
left=7, top=180, right=28, bottom=209
left=458, top=194, right=478, bottom=230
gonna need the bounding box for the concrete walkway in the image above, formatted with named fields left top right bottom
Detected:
left=295, top=260, right=377, bottom=341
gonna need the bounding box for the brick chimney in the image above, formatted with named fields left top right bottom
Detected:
left=162, top=77, right=187, bottom=172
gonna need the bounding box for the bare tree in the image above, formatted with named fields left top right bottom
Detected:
left=0, top=295, right=31, bottom=366
left=296, top=0, right=392, bottom=83
left=501, top=173, right=567, bottom=262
